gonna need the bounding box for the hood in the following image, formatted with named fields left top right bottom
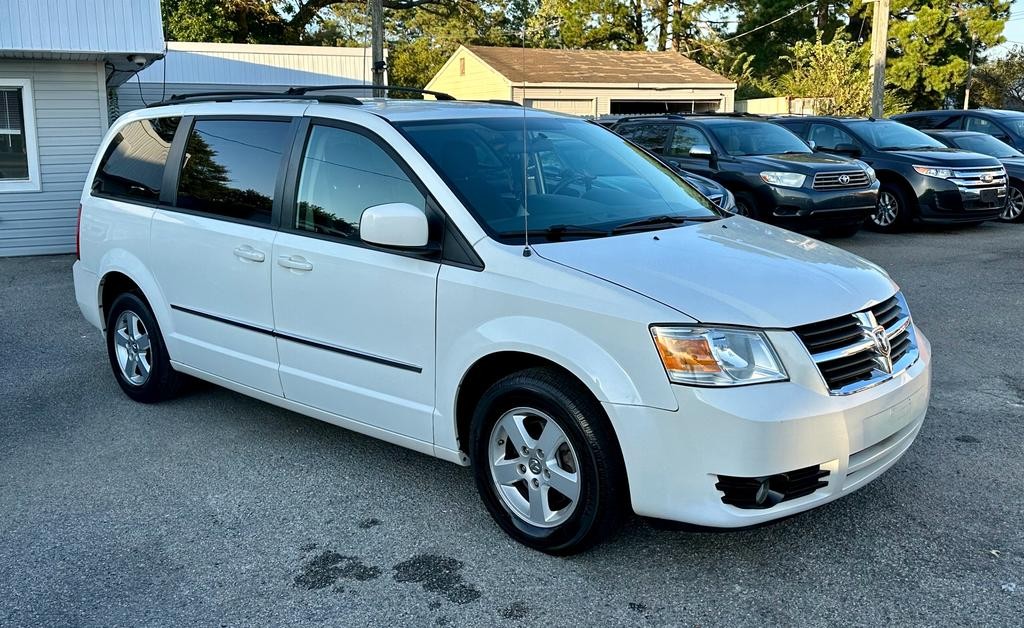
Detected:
left=533, top=217, right=897, bottom=328
left=736, top=152, right=861, bottom=173
left=882, top=148, right=1001, bottom=167
left=999, top=157, right=1024, bottom=175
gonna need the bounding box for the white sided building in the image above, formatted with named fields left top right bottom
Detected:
left=0, top=0, right=164, bottom=256
left=116, top=42, right=377, bottom=113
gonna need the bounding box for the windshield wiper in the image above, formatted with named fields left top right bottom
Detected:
left=880, top=145, right=940, bottom=151
left=496, top=224, right=610, bottom=241
left=611, top=214, right=717, bottom=234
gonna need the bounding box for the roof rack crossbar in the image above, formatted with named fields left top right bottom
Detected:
left=149, top=91, right=364, bottom=108
left=286, top=84, right=456, bottom=101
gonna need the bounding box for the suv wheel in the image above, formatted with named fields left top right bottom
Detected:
left=469, top=367, right=627, bottom=554
left=1002, top=183, right=1024, bottom=222
left=732, top=191, right=758, bottom=219
left=106, top=292, right=182, bottom=403
left=868, top=184, right=910, bottom=233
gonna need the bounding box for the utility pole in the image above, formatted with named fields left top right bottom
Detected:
left=370, top=0, right=385, bottom=97
left=964, top=34, right=976, bottom=109
left=869, top=0, right=890, bottom=118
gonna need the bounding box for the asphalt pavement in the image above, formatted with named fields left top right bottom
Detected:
left=1, top=222, right=1022, bottom=626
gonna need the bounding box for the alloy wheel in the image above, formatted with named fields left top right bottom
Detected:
left=1003, top=186, right=1024, bottom=221
left=488, top=407, right=581, bottom=528
left=113, top=310, right=152, bottom=386
left=873, top=191, right=899, bottom=227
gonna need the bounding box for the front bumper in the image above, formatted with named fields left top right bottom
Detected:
left=766, top=182, right=879, bottom=226
left=917, top=178, right=1006, bottom=223
left=605, top=326, right=931, bottom=527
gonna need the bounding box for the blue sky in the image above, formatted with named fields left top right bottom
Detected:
left=989, top=1, right=1024, bottom=58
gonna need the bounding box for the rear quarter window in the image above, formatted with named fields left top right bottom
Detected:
left=615, top=123, right=671, bottom=152
left=92, top=117, right=180, bottom=202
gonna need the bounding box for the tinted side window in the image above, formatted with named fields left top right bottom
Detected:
left=93, top=117, right=179, bottom=201
left=808, top=123, right=856, bottom=150
left=666, top=126, right=710, bottom=157
left=294, top=124, right=425, bottom=241
left=176, top=119, right=291, bottom=224
left=617, top=124, right=670, bottom=152
left=964, top=116, right=1000, bottom=136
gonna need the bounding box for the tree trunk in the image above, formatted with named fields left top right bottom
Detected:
left=657, top=0, right=669, bottom=51
left=671, top=0, right=682, bottom=52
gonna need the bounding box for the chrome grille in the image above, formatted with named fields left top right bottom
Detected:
left=949, top=165, right=1006, bottom=189
left=794, top=293, right=919, bottom=395
left=813, top=170, right=870, bottom=190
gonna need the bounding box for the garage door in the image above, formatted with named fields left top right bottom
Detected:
left=524, top=99, right=595, bottom=117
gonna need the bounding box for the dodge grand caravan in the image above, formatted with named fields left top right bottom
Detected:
left=74, top=90, right=932, bottom=554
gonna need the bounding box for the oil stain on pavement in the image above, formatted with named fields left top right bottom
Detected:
left=294, top=550, right=383, bottom=590
left=393, top=554, right=482, bottom=604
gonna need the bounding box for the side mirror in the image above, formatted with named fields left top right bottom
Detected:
left=807, top=140, right=817, bottom=150
left=359, top=202, right=429, bottom=249
left=689, top=144, right=713, bottom=159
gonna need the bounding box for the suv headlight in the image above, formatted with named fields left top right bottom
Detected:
left=864, top=165, right=876, bottom=183
left=651, top=326, right=788, bottom=386
left=913, top=165, right=953, bottom=179
left=760, top=171, right=806, bottom=188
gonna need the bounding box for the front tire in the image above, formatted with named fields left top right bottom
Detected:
left=732, top=191, right=759, bottom=220
left=1002, top=183, right=1024, bottom=222
left=469, top=367, right=628, bottom=555
left=868, top=184, right=912, bottom=233
left=105, top=292, right=181, bottom=403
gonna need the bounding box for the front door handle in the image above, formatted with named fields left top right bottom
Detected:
left=278, top=255, right=313, bottom=272
left=233, top=245, right=265, bottom=263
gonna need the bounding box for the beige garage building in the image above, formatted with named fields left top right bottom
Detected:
left=426, top=45, right=736, bottom=117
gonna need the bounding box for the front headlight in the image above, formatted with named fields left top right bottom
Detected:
left=864, top=165, right=876, bottom=183
left=650, top=326, right=788, bottom=386
left=913, top=165, right=953, bottom=179
left=760, top=171, right=806, bottom=188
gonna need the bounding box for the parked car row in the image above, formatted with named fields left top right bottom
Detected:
left=609, top=111, right=1022, bottom=235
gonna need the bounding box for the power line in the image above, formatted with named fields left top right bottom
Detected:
left=683, top=1, right=817, bottom=55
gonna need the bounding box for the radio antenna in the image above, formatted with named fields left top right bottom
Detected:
left=521, top=21, right=531, bottom=257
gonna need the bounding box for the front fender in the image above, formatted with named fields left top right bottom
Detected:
left=433, top=315, right=679, bottom=454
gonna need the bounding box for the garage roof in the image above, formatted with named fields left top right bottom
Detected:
left=466, top=45, right=733, bottom=85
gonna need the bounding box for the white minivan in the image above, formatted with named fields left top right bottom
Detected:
left=73, top=91, right=931, bottom=554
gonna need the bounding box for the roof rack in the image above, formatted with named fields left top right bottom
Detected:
left=147, top=84, right=457, bottom=108
left=285, top=84, right=456, bottom=101
left=148, top=90, right=364, bottom=108
left=467, top=99, right=522, bottom=106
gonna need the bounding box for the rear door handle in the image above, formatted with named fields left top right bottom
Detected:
left=233, top=245, right=265, bottom=263
left=278, top=254, right=313, bottom=272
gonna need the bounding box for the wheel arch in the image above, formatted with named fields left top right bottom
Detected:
left=875, top=170, right=919, bottom=216
left=96, top=249, right=171, bottom=333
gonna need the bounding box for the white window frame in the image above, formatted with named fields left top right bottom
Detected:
left=0, top=78, right=41, bottom=193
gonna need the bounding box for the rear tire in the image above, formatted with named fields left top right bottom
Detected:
left=105, top=292, right=181, bottom=403
left=469, top=367, right=628, bottom=555
left=867, top=183, right=912, bottom=233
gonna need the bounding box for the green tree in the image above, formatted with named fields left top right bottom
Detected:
left=972, top=46, right=1024, bottom=109
left=776, top=36, right=908, bottom=116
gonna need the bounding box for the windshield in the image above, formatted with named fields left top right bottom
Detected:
left=952, top=133, right=1023, bottom=158
left=706, top=121, right=811, bottom=156
left=847, top=120, right=946, bottom=150
left=395, top=117, right=720, bottom=240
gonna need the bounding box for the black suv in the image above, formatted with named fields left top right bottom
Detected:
left=773, top=116, right=1007, bottom=232
left=894, top=109, right=1024, bottom=151
left=611, top=115, right=879, bottom=237
left=922, top=130, right=1024, bottom=222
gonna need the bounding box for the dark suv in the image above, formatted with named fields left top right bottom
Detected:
left=894, top=109, right=1024, bottom=151
left=612, top=115, right=879, bottom=237
left=773, top=117, right=1007, bottom=232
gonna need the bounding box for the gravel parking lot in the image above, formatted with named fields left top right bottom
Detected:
left=1, top=223, right=1022, bottom=627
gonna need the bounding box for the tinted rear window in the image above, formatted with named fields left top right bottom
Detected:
left=93, top=117, right=180, bottom=202
left=176, top=119, right=291, bottom=224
